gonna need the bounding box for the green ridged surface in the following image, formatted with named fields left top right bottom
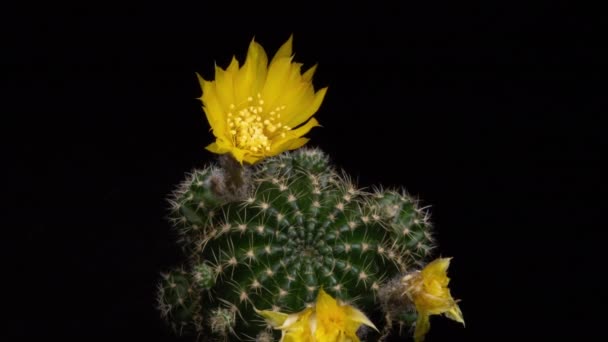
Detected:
left=159, top=148, right=434, bottom=340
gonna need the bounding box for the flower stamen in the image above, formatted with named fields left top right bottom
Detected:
left=226, top=96, right=289, bottom=153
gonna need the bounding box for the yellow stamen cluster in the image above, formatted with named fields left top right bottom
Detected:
left=226, top=94, right=290, bottom=153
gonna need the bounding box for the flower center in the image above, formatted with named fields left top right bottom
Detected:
left=226, top=94, right=290, bottom=153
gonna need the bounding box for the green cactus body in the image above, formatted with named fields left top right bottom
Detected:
left=158, top=148, right=433, bottom=340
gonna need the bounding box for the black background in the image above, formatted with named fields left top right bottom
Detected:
left=5, top=1, right=604, bottom=341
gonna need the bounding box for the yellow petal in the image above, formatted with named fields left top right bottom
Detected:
left=422, top=257, right=451, bottom=279
left=343, top=306, right=378, bottom=332
left=272, top=81, right=313, bottom=119
left=315, top=288, right=338, bottom=311
left=242, top=152, right=262, bottom=165
left=445, top=304, right=465, bottom=326
left=278, top=310, right=310, bottom=330
left=248, top=39, right=269, bottom=92
left=230, top=147, right=248, bottom=164
left=269, top=118, right=320, bottom=155
left=284, top=137, right=309, bottom=151
left=226, top=56, right=239, bottom=73
left=414, top=312, right=431, bottom=342
left=271, top=34, right=293, bottom=63
left=344, top=331, right=361, bottom=342
left=262, top=57, right=294, bottom=109
left=197, top=73, right=227, bottom=136
left=302, top=64, right=318, bottom=82
left=205, top=142, right=228, bottom=154
left=272, top=63, right=317, bottom=121
left=234, top=39, right=268, bottom=104
left=288, top=117, right=321, bottom=139
left=282, top=334, right=298, bottom=342
left=280, top=308, right=314, bottom=342
left=263, top=36, right=295, bottom=108
left=213, top=64, right=235, bottom=110
left=255, top=308, right=289, bottom=328
left=284, top=87, right=328, bottom=128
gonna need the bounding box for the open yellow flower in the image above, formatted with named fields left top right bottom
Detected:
left=257, top=288, right=377, bottom=342
left=196, top=35, right=327, bottom=164
left=402, top=258, right=465, bottom=342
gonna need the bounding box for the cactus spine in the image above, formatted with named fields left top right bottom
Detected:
left=158, top=148, right=434, bottom=340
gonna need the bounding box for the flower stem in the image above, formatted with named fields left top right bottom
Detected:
left=219, top=154, right=246, bottom=196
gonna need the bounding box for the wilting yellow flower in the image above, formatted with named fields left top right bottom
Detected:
left=402, top=258, right=465, bottom=342
left=196, top=35, right=327, bottom=164
left=257, top=288, right=377, bottom=342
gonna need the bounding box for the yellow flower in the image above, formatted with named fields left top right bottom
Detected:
left=196, top=35, right=328, bottom=164
left=402, top=258, right=465, bottom=342
left=257, top=288, right=377, bottom=342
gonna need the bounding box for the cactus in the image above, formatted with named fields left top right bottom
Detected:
left=158, top=148, right=434, bottom=340
left=158, top=36, right=464, bottom=342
